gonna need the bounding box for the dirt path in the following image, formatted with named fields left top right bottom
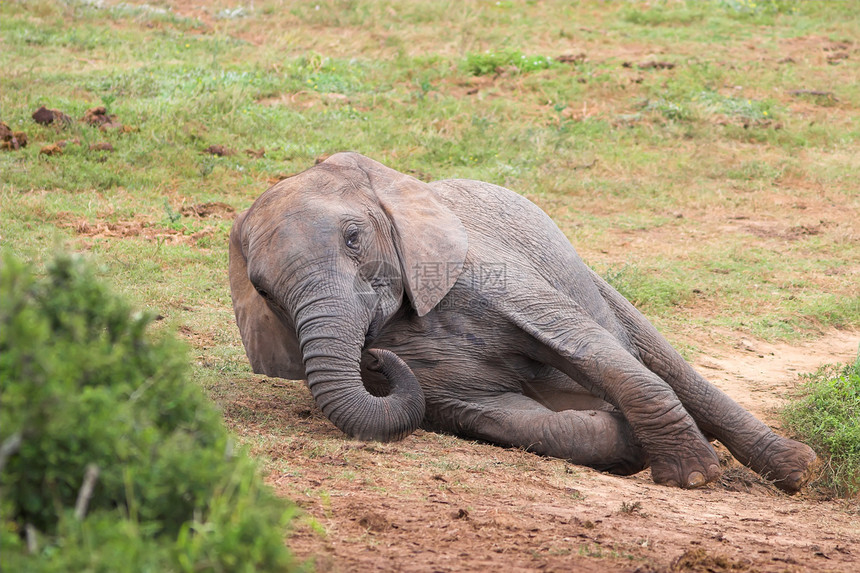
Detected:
left=232, top=330, right=860, bottom=572
left=695, top=329, right=859, bottom=424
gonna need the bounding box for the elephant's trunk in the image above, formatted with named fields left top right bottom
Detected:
left=297, top=309, right=425, bottom=442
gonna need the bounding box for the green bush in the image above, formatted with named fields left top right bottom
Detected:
left=781, top=356, right=860, bottom=498
left=0, top=253, right=299, bottom=572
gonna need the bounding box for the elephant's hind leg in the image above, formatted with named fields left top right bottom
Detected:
left=510, top=299, right=721, bottom=488
left=589, top=269, right=817, bottom=493
left=426, top=393, right=648, bottom=476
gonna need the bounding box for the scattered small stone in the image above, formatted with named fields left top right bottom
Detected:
left=637, top=60, right=676, bottom=70
left=777, top=56, right=795, bottom=64
left=245, top=147, right=265, bottom=158
left=57, top=138, right=81, bottom=148
left=203, top=144, right=235, bottom=156
left=89, top=141, right=114, bottom=152
left=39, top=144, right=63, bottom=156
left=32, top=106, right=72, bottom=126
left=557, top=52, right=587, bottom=64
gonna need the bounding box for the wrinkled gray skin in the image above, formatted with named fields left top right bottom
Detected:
left=230, top=152, right=817, bottom=492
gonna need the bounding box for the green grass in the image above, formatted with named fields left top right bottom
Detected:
left=462, top=49, right=556, bottom=76
left=782, top=357, right=860, bottom=498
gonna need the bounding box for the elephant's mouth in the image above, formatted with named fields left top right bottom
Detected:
left=362, top=291, right=408, bottom=350
left=363, top=311, right=384, bottom=348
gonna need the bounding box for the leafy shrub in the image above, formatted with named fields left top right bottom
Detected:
left=781, top=357, right=860, bottom=498
left=463, top=49, right=555, bottom=76
left=0, top=253, right=298, bottom=572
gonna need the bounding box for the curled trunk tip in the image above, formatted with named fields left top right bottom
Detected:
left=301, top=320, right=425, bottom=442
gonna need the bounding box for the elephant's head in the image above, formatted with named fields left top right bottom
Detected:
left=229, top=152, right=468, bottom=442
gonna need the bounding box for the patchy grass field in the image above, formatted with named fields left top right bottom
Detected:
left=2, top=0, right=859, bottom=570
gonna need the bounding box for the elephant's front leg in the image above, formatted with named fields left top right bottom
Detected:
left=512, top=303, right=721, bottom=488
left=425, top=393, right=649, bottom=476
left=589, top=269, right=817, bottom=493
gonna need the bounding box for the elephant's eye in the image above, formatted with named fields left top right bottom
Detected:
left=344, top=226, right=360, bottom=251
left=255, top=286, right=269, bottom=299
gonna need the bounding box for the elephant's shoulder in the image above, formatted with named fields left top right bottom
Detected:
left=430, top=179, right=529, bottom=209
left=430, top=179, right=547, bottom=224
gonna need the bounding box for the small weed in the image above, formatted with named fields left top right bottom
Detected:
left=463, top=49, right=555, bottom=76
left=302, top=515, right=328, bottom=537
left=642, top=97, right=692, bottom=121
left=619, top=501, right=645, bottom=515
left=782, top=357, right=860, bottom=498
left=718, top=0, right=800, bottom=16
left=163, top=199, right=182, bottom=225
left=100, top=92, right=117, bottom=111
left=694, top=90, right=778, bottom=121
left=578, top=543, right=604, bottom=558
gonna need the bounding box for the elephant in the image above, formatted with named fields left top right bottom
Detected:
left=229, top=152, right=817, bottom=492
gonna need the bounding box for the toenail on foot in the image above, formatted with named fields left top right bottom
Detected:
left=687, top=471, right=705, bottom=488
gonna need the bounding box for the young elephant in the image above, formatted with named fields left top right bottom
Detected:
left=229, top=152, right=816, bottom=492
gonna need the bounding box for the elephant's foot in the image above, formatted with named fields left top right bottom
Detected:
left=594, top=444, right=649, bottom=476
left=647, top=424, right=721, bottom=489
left=587, top=410, right=650, bottom=476
left=747, top=436, right=818, bottom=494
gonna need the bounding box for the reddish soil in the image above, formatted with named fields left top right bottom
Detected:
left=220, top=330, right=858, bottom=573
left=180, top=201, right=235, bottom=219
left=71, top=219, right=211, bottom=245
left=56, top=204, right=233, bottom=247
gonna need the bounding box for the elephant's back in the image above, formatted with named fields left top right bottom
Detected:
left=429, top=179, right=626, bottom=340
left=429, top=179, right=583, bottom=270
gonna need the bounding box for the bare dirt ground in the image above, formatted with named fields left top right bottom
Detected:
left=222, top=329, right=859, bottom=573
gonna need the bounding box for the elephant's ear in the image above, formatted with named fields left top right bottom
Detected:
left=229, top=209, right=305, bottom=380
left=325, top=152, right=469, bottom=316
